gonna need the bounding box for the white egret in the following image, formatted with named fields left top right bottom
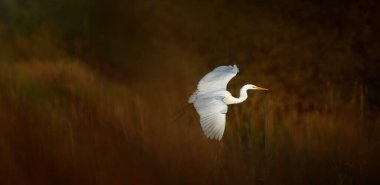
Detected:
left=189, top=65, right=267, bottom=140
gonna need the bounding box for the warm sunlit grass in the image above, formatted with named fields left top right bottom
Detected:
left=0, top=59, right=378, bottom=185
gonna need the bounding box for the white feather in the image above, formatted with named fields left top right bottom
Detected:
left=197, top=65, right=239, bottom=93
left=189, top=65, right=238, bottom=140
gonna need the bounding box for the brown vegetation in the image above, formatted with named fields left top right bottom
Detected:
left=0, top=59, right=378, bottom=185
left=0, top=0, right=379, bottom=184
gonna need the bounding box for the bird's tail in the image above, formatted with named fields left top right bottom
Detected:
left=188, top=90, right=199, bottom=103
left=172, top=103, right=193, bottom=123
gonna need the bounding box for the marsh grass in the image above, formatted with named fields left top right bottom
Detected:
left=0, top=59, right=379, bottom=185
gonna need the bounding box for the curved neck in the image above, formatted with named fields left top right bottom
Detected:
left=224, top=86, right=249, bottom=105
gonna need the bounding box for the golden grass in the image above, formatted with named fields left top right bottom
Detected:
left=0, top=59, right=378, bottom=185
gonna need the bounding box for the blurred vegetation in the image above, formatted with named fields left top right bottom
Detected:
left=0, top=0, right=379, bottom=184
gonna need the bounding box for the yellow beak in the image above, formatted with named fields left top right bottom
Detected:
left=254, top=86, right=268, bottom=91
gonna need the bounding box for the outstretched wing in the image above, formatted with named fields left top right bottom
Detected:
left=197, top=65, right=239, bottom=93
left=193, top=96, right=227, bottom=140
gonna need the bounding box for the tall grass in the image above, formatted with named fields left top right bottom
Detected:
left=0, top=59, right=379, bottom=185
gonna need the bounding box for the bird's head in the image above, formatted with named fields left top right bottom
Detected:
left=246, top=84, right=268, bottom=91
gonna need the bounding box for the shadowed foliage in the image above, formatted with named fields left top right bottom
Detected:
left=0, top=0, right=379, bottom=184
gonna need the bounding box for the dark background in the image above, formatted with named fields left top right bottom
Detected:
left=0, top=0, right=379, bottom=184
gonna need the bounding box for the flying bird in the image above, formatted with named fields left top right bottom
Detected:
left=189, top=65, right=267, bottom=140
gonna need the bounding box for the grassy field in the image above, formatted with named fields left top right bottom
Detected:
left=0, top=59, right=378, bottom=185
left=0, top=0, right=379, bottom=184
